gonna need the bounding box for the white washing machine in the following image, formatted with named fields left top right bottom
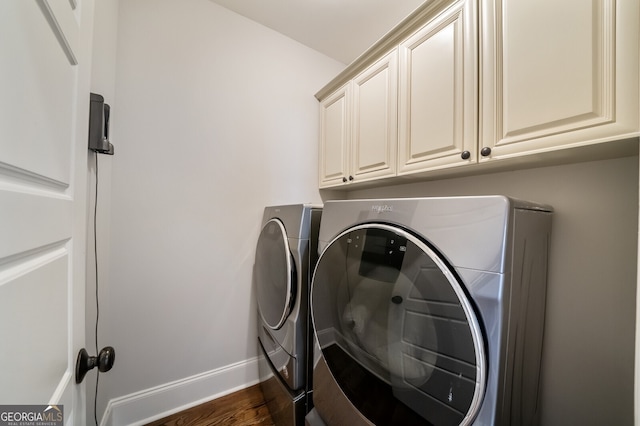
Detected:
left=306, top=196, right=552, bottom=426
left=255, top=204, right=322, bottom=426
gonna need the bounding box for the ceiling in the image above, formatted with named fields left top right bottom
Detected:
left=209, top=0, right=427, bottom=64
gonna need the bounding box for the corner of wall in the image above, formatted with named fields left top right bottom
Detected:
left=100, top=357, right=261, bottom=426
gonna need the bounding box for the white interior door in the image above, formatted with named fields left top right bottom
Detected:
left=0, top=0, right=94, bottom=423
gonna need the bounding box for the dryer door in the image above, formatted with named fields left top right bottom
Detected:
left=311, top=224, right=486, bottom=426
left=256, top=218, right=296, bottom=330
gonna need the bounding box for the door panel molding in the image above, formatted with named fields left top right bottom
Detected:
left=36, top=0, right=79, bottom=65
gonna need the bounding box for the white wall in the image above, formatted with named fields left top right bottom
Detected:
left=88, top=0, right=119, bottom=423
left=637, top=155, right=640, bottom=426
left=342, top=155, right=638, bottom=425
left=101, top=0, right=344, bottom=422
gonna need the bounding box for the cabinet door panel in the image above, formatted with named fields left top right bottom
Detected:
left=407, top=25, right=455, bottom=153
left=504, top=1, right=595, bottom=134
left=398, top=0, right=477, bottom=175
left=319, top=85, right=350, bottom=188
left=352, top=50, right=398, bottom=182
left=481, top=0, right=639, bottom=160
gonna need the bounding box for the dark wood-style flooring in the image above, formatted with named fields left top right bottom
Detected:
left=145, top=383, right=275, bottom=426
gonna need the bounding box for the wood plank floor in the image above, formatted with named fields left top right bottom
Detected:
left=145, top=383, right=275, bottom=426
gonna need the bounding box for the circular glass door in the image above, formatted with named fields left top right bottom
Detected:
left=255, top=218, right=296, bottom=330
left=311, top=224, right=486, bottom=426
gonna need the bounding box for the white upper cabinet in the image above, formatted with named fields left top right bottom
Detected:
left=479, top=0, right=640, bottom=161
left=351, top=50, right=398, bottom=183
left=316, top=0, right=639, bottom=189
left=319, top=83, right=350, bottom=188
left=398, top=0, right=477, bottom=175
left=319, top=51, right=398, bottom=188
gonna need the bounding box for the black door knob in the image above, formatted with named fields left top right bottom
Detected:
left=480, top=147, right=492, bottom=157
left=348, top=175, right=354, bottom=181
left=461, top=150, right=471, bottom=160
left=76, top=346, right=116, bottom=384
left=342, top=177, right=347, bottom=183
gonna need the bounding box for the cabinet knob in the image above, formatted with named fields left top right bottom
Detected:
left=342, top=177, right=347, bottom=183
left=461, top=151, right=471, bottom=160
left=348, top=175, right=354, bottom=181
left=480, top=147, right=492, bottom=157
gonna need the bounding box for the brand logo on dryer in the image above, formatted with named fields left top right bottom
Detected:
left=371, top=204, right=393, bottom=214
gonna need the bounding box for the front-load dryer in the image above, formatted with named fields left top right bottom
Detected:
left=307, top=196, right=552, bottom=426
left=255, top=204, right=322, bottom=426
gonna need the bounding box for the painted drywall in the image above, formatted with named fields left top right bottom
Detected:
left=102, top=0, right=344, bottom=417
left=340, top=155, right=638, bottom=425
left=87, top=0, right=119, bottom=423
left=637, top=155, right=640, bottom=426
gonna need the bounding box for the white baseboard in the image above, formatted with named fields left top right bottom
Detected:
left=101, top=356, right=261, bottom=426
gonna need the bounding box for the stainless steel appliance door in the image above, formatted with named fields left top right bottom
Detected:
left=311, top=224, right=486, bottom=426
left=256, top=218, right=296, bottom=330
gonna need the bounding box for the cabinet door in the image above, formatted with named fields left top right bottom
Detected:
left=351, top=50, right=398, bottom=183
left=397, top=0, right=478, bottom=175
left=480, top=0, right=639, bottom=161
left=319, top=84, right=350, bottom=188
